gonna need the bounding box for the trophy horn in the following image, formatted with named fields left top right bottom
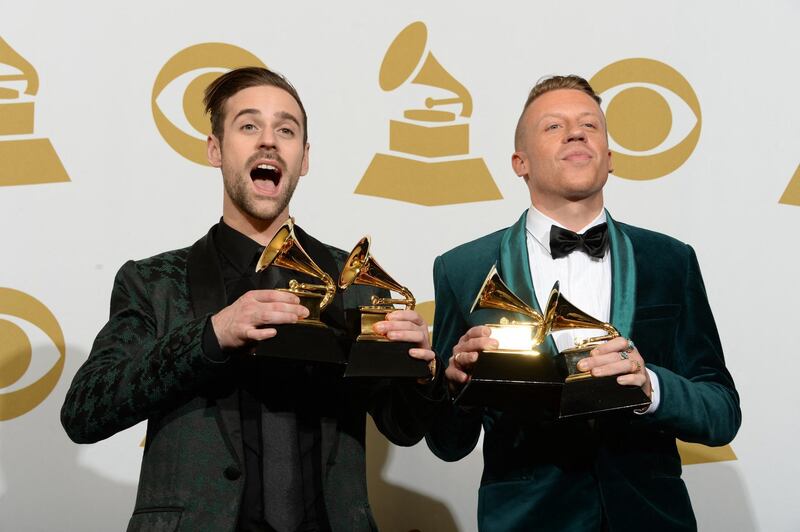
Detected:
left=339, top=236, right=415, bottom=310
left=471, top=265, right=541, bottom=320
left=256, top=218, right=335, bottom=312
left=544, top=281, right=618, bottom=346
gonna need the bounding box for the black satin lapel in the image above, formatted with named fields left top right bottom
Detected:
left=187, top=226, right=226, bottom=318
left=293, top=225, right=347, bottom=332
left=187, top=225, right=244, bottom=465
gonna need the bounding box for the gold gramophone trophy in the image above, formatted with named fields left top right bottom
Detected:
left=455, top=266, right=564, bottom=408
left=544, top=282, right=651, bottom=417
left=252, top=218, right=344, bottom=363
left=337, top=237, right=430, bottom=378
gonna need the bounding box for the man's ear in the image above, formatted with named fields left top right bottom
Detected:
left=607, top=150, right=614, bottom=174
left=207, top=135, right=222, bottom=168
left=300, top=143, right=310, bottom=176
left=511, top=151, right=527, bottom=177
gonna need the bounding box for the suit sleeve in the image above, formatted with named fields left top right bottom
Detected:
left=639, top=246, right=741, bottom=446
left=424, top=255, right=484, bottom=461
left=61, top=261, right=229, bottom=444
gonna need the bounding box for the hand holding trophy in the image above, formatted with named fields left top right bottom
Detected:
left=338, top=237, right=432, bottom=379
left=457, top=264, right=650, bottom=417
left=252, top=218, right=345, bottom=364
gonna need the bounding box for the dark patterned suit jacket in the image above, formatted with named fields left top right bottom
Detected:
left=62, top=225, right=440, bottom=532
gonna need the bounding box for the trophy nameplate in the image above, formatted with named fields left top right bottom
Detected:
left=253, top=218, right=345, bottom=364
left=338, top=237, right=429, bottom=379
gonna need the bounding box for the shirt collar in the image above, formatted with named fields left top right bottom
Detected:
left=525, top=205, right=607, bottom=255
left=215, top=219, right=265, bottom=275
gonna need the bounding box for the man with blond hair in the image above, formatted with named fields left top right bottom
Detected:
left=426, top=75, right=740, bottom=531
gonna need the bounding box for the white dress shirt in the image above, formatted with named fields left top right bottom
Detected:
left=524, top=206, right=660, bottom=413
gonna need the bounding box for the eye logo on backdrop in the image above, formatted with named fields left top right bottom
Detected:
left=356, top=22, right=501, bottom=206
left=590, top=58, right=701, bottom=181
left=779, top=163, right=800, bottom=206
left=152, top=43, right=266, bottom=166
left=0, top=288, right=65, bottom=421
left=0, top=37, right=69, bottom=187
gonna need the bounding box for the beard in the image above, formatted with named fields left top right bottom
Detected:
left=222, top=166, right=299, bottom=223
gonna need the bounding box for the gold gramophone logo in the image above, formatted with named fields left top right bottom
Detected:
left=0, top=288, right=65, bottom=421
left=779, top=163, right=800, bottom=206
left=152, top=43, right=266, bottom=165
left=356, top=22, right=501, bottom=206
left=0, top=37, right=69, bottom=187
left=590, top=58, right=701, bottom=181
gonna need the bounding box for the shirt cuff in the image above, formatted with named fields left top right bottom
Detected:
left=202, top=316, right=229, bottom=363
left=634, top=367, right=660, bottom=415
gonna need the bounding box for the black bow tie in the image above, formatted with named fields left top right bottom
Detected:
left=549, top=223, right=609, bottom=259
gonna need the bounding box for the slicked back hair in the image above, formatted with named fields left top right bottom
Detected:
left=514, top=75, right=602, bottom=150
left=203, top=66, right=308, bottom=144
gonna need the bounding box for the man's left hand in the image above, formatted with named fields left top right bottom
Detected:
left=577, top=336, right=652, bottom=399
left=373, top=310, right=436, bottom=381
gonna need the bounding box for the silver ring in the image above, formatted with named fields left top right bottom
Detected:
left=624, top=338, right=635, bottom=353
left=620, top=351, right=630, bottom=360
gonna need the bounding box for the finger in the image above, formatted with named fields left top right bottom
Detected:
left=386, top=310, right=425, bottom=326
left=258, top=302, right=310, bottom=317
left=577, top=351, right=625, bottom=371
left=452, top=351, right=479, bottom=371
left=373, top=319, right=420, bottom=333
left=590, top=337, right=629, bottom=355
left=257, top=310, right=305, bottom=325
left=590, top=357, right=643, bottom=378
left=385, top=330, right=425, bottom=343
left=445, top=365, right=470, bottom=384
left=466, top=325, right=492, bottom=339
left=246, top=289, right=302, bottom=305
left=245, top=327, right=277, bottom=341
left=616, top=373, right=647, bottom=387
left=460, top=336, right=498, bottom=353
left=408, top=348, right=435, bottom=361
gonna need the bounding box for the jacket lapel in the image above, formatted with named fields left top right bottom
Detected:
left=187, top=226, right=244, bottom=465
left=606, top=211, right=636, bottom=338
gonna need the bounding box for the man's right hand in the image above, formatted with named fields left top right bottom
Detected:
left=211, top=290, right=309, bottom=350
left=446, top=326, right=498, bottom=394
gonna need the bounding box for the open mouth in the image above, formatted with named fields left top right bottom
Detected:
left=250, top=162, right=282, bottom=194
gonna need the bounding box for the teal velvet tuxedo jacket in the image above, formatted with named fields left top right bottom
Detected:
left=425, top=211, right=740, bottom=532
left=62, top=225, right=439, bottom=532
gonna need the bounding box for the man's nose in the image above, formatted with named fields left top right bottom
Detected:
left=258, top=129, right=277, bottom=149
left=565, top=125, right=586, bottom=143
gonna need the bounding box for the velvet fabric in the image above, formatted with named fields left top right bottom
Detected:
left=62, top=224, right=443, bottom=532
left=426, top=210, right=740, bottom=532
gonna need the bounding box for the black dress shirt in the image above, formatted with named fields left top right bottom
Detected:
left=203, top=220, right=330, bottom=532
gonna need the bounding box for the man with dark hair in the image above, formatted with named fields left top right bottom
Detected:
left=62, top=66, right=441, bottom=532
left=426, top=75, right=740, bottom=531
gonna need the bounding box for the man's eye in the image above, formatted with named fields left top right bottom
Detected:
left=545, top=124, right=560, bottom=131
left=583, top=123, right=597, bottom=129
left=241, top=123, right=257, bottom=131
left=278, top=127, right=295, bottom=136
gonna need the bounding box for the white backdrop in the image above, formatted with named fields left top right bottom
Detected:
left=1, top=2, right=798, bottom=530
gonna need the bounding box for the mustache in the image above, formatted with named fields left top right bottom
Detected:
left=246, top=150, right=286, bottom=169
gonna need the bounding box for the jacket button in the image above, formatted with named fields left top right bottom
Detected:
left=223, top=465, right=241, bottom=480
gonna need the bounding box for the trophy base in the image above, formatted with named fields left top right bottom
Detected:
left=454, top=349, right=564, bottom=410
left=344, top=340, right=429, bottom=379
left=557, top=344, right=651, bottom=418
left=255, top=323, right=345, bottom=364
left=559, top=376, right=652, bottom=419
left=355, top=153, right=501, bottom=206
left=0, top=138, right=70, bottom=186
